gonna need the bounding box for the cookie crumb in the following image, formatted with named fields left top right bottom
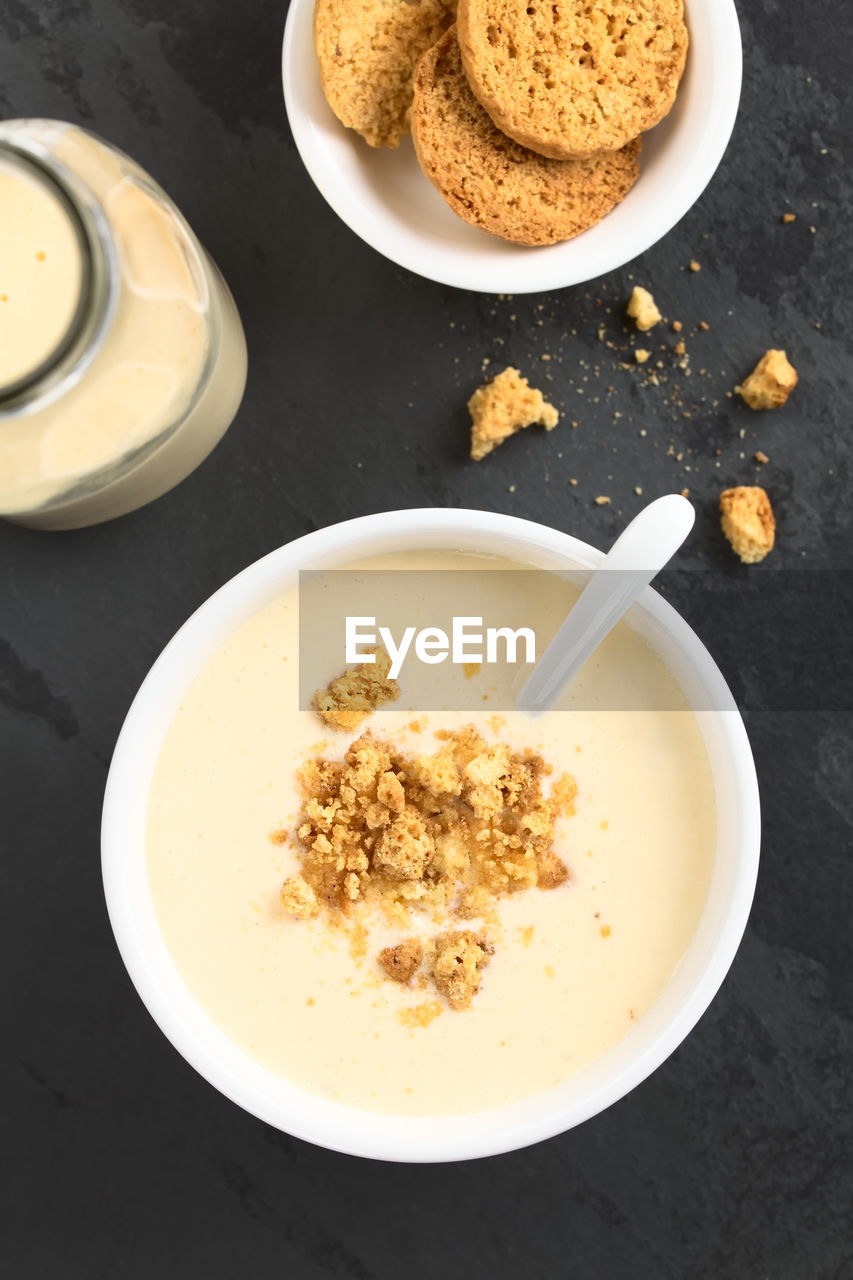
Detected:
left=379, top=938, right=423, bottom=983
left=634, top=348, right=650, bottom=364
left=698, top=320, right=710, bottom=331
left=720, top=486, right=776, bottom=563
left=754, top=450, right=769, bottom=465
left=671, top=320, right=683, bottom=333
left=688, top=259, right=701, bottom=272
left=468, top=366, right=559, bottom=461
left=313, top=647, right=400, bottom=731
left=280, top=875, right=319, bottom=920
left=594, top=495, right=611, bottom=506
left=375, top=809, right=435, bottom=880
left=626, top=286, right=662, bottom=332
left=781, top=212, right=796, bottom=224
left=735, top=350, right=798, bottom=411
left=398, top=1000, right=443, bottom=1029
left=536, top=849, right=571, bottom=890
left=430, top=931, right=492, bottom=1010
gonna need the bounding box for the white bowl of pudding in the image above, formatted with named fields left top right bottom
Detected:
left=281, top=0, right=742, bottom=293
left=102, top=508, right=759, bottom=1161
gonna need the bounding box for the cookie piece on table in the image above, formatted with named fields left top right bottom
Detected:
left=468, top=365, right=558, bottom=460
left=735, top=350, right=799, bottom=411
left=457, top=0, right=687, bottom=159
left=314, top=0, right=457, bottom=148
left=626, top=285, right=662, bottom=331
left=411, top=26, right=642, bottom=246
left=719, top=486, right=775, bottom=564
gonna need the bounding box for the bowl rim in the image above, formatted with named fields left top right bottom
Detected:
left=281, top=0, right=743, bottom=293
left=102, top=507, right=760, bottom=1161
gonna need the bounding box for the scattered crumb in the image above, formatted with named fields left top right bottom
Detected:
left=398, top=1000, right=443, bottom=1029
left=698, top=321, right=710, bottom=332
left=349, top=921, right=369, bottom=959
left=536, top=848, right=571, bottom=889
left=634, top=348, right=650, bottom=364
left=680, top=488, right=690, bottom=499
left=279, top=874, right=319, bottom=920
left=781, top=212, right=796, bottom=224
left=594, top=495, right=611, bottom=505
left=430, top=931, right=492, bottom=1010
left=735, top=349, right=798, bottom=411
left=463, top=662, right=481, bottom=679
left=689, top=259, right=701, bottom=272
left=626, top=286, right=662, bottom=332
left=378, top=938, right=423, bottom=983
left=671, top=320, right=683, bottom=333
left=313, top=647, right=400, bottom=731
left=468, top=366, right=559, bottom=461
left=674, top=340, right=686, bottom=356
left=754, top=450, right=769, bottom=465
left=600, top=925, right=612, bottom=938
left=720, top=486, right=776, bottom=563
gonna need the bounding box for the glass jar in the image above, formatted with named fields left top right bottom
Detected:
left=0, top=120, right=247, bottom=529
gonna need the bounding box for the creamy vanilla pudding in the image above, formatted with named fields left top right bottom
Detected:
left=0, top=156, right=83, bottom=388
left=146, top=549, right=716, bottom=1118
left=0, top=121, right=246, bottom=528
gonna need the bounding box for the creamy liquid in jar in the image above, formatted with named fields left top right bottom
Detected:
left=147, top=551, right=717, bottom=1118
left=0, top=121, right=247, bottom=529
left=0, top=158, right=83, bottom=387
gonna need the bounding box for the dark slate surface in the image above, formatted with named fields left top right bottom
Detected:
left=1, top=2, right=851, bottom=1276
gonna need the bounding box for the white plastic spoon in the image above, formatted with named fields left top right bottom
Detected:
left=516, top=494, right=695, bottom=715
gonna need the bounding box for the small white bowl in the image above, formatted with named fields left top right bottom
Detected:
left=282, top=0, right=742, bottom=293
left=102, top=508, right=759, bottom=1162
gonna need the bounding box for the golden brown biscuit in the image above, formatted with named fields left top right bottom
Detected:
left=411, top=26, right=642, bottom=245
left=719, top=486, right=776, bottom=564
left=456, top=0, right=688, bottom=159
left=314, top=0, right=456, bottom=148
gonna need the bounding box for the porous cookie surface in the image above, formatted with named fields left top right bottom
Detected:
left=314, top=0, right=457, bottom=149
left=411, top=27, right=641, bottom=245
left=468, top=365, right=559, bottom=459
left=457, top=0, right=688, bottom=159
left=719, top=486, right=776, bottom=564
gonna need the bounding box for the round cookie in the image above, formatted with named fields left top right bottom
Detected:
left=456, top=0, right=688, bottom=159
left=411, top=26, right=641, bottom=246
left=314, top=0, right=457, bottom=149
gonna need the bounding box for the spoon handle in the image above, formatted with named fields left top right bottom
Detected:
left=516, top=495, right=695, bottom=715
